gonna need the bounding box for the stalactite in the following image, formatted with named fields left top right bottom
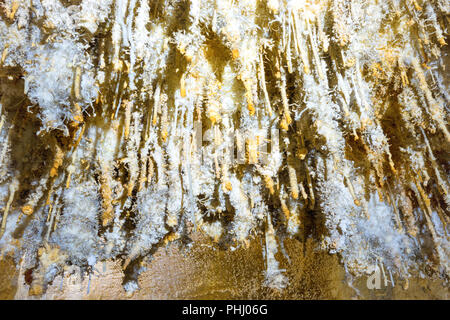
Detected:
left=0, top=0, right=448, bottom=295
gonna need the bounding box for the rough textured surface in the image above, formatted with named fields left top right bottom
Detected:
left=2, top=233, right=448, bottom=299
left=0, top=0, right=449, bottom=297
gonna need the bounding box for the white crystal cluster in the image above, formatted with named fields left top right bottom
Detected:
left=0, top=0, right=448, bottom=294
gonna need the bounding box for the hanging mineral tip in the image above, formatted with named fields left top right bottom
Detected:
left=0, top=0, right=448, bottom=296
